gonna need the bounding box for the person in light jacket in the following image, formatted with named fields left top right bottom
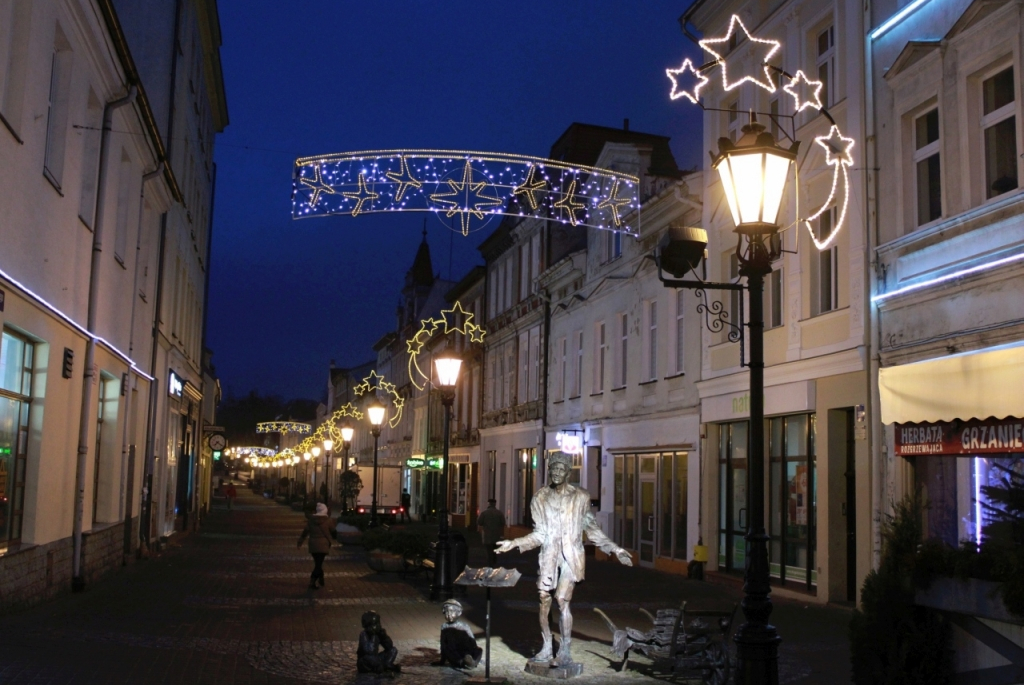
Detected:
left=496, top=452, right=632, bottom=668
left=298, top=502, right=334, bottom=589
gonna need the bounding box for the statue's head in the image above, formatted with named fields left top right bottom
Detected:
left=442, top=598, right=463, bottom=622
left=361, top=610, right=381, bottom=633
left=548, top=452, right=572, bottom=485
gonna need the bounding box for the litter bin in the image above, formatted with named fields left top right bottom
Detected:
left=450, top=531, right=469, bottom=579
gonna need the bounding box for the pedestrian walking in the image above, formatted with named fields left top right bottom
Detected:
left=400, top=488, right=411, bottom=523
left=298, top=502, right=334, bottom=589
left=477, top=498, right=505, bottom=568
left=224, top=482, right=237, bottom=510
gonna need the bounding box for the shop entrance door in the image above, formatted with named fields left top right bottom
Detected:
left=719, top=422, right=749, bottom=573
left=639, top=456, right=657, bottom=566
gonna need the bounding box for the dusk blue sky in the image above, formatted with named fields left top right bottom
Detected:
left=207, top=1, right=703, bottom=401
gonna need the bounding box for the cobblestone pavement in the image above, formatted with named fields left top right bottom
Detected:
left=0, top=486, right=852, bottom=684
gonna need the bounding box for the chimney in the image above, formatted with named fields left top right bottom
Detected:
left=623, top=118, right=630, bottom=131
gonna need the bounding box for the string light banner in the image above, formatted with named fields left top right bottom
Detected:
left=232, top=447, right=277, bottom=458
left=292, top=150, right=641, bottom=236
left=256, top=422, right=312, bottom=435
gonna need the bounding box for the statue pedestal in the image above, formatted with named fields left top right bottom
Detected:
left=524, top=661, right=584, bottom=679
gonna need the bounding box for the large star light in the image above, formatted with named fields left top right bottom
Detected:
left=783, top=70, right=824, bottom=112
left=699, top=15, right=781, bottom=93
left=430, top=160, right=503, bottom=236
left=666, top=58, right=710, bottom=104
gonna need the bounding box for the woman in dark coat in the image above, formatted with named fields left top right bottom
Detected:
left=297, top=502, right=334, bottom=589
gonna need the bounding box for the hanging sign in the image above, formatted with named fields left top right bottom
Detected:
left=168, top=370, right=184, bottom=398
left=895, top=417, right=1024, bottom=456
left=555, top=431, right=583, bottom=455
left=406, top=457, right=425, bottom=469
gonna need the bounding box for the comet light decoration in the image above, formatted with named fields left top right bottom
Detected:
left=312, top=404, right=364, bottom=445
left=407, top=301, right=486, bottom=391
left=256, top=421, right=312, bottom=435
left=292, top=150, right=641, bottom=236
left=232, top=447, right=277, bottom=459
left=354, top=371, right=404, bottom=429
left=666, top=14, right=856, bottom=250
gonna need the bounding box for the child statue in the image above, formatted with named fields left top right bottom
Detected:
left=356, top=610, right=400, bottom=675
left=437, top=599, right=482, bottom=668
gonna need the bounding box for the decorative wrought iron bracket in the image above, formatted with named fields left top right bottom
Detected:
left=653, top=254, right=747, bottom=368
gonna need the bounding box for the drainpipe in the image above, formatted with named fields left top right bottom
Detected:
left=72, top=85, right=137, bottom=592
left=119, top=162, right=163, bottom=564
left=140, top=212, right=168, bottom=554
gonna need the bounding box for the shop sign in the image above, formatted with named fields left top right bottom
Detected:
left=406, top=457, right=425, bottom=469
left=406, top=456, right=443, bottom=470
left=895, top=417, right=1024, bottom=456
left=426, top=457, right=443, bottom=470
left=555, top=431, right=583, bottom=455
left=168, top=370, right=183, bottom=397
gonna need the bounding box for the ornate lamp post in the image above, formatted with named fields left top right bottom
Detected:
left=311, top=445, right=322, bottom=500
left=323, top=439, right=334, bottom=505
left=430, top=345, right=463, bottom=601
left=367, top=399, right=386, bottom=527
left=656, top=115, right=797, bottom=685
left=302, top=451, right=312, bottom=506
left=340, top=421, right=354, bottom=509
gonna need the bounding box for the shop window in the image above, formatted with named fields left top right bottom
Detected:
left=914, top=108, right=942, bottom=225
left=93, top=375, right=120, bottom=524
left=0, top=329, right=34, bottom=550
left=768, top=414, right=817, bottom=588
left=982, top=66, right=1018, bottom=199
left=718, top=422, right=748, bottom=573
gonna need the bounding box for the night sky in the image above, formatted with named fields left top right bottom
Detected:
left=207, top=1, right=703, bottom=402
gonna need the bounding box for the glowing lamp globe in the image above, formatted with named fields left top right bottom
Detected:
left=311, top=446, right=321, bottom=458
left=434, top=348, right=463, bottom=388
left=304, top=452, right=311, bottom=461
left=323, top=439, right=334, bottom=452
left=712, top=118, right=798, bottom=235
left=367, top=400, right=386, bottom=427
left=341, top=423, right=354, bottom=443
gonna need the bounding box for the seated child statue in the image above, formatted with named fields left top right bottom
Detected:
left=357, top=611, right=400, bottom=674
left=438, top=599, right=482, bottom=668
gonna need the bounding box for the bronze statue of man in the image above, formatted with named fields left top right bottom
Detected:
left=496, top=452, right=632, bottom=667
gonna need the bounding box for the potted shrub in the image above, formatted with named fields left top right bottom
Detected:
left=362, top=526, right=431, bottom=573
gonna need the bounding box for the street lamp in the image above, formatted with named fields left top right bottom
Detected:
left=657, top=115, right=796, bottom=685
left=431, top=344, right=462, bottom=601
left=340, top=421, right=354, bottom=509
left=323, top=438, right=334, bottom=505
left=311, top=445, right=322, bottom=500
left=367, top=399, right=386, bottom=527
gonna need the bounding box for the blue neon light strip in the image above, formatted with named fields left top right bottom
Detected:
left=871, top=0, right=931, bottom=40
left=0, top=265, right=154, bottom=381
left=872, top=251, right=1024, bottom=303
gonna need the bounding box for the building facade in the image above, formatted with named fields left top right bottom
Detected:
left=0, top=0, right=225, bottom=608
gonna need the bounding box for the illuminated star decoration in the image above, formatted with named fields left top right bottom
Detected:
left=553, top=179, right=586, bottom=226
left=292, top=150, right=640, bottom=235
left=299, top=165, right=336, bottom=208
left=256, top=421, right=312, bottom=435
left=430, top=159, right=503, bottom=236
left=783, top=70, right=824, bottom=112
left=699, top=15, right=781, bottom=93
left=512, top=164, right=546, bottom=210
left=666, top=58, right=710, bottom=104
left=385, top=155, right=422, bottom=201
left=342, top=172, right=379, bottom=216
left=407, top=300, right=487, bottom=391
left=597, top=178, right=633, bottom=227
left=803, top=125, right=856, bottom=250
left=354, top=371, right=404, bottom=429
left=311, top=404, right=366, bottom=445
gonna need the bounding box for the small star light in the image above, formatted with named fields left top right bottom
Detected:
left=783, top=70, right=824, bottom=112
left=597, top=178, right=633, bottom=227
left=299, top=165, right=336, bottom=208
left=699, top=15, right=781, bottom=93
left=666, top=58, right=710, bottom=104
left=512, top=165, right=546, bottom=210
left=385, top=156, right=422, bottom=201
left=804, top=125, right=856, bottom=250
left=342, top=173, right=379, bottom=216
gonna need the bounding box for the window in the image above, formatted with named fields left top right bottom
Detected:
left=0, top=329, right=33, bottom=550
left=43, top=26, right=74, bottom=190
left=816, top=24, right=835, bottom=107
left=556, top=336, right=567, bottom=401
left=93, top=376, right=120, bottom=524
left=517, top=331, right=528, bottom=405
left=767, top=267, right=784, bottom=329
left=727, top=100, right=742, bottom=142
left=603, top=230, right=622, bottom=263
left=593, top=321, right=606, bottom=394
left=114, top=150, right=133, bottom=264
left=982, top=66, right=1018, bottom=199
left=645, top=301, right=658, bottom=381
left=616, top=313, right=628, bottom=388
left=729, top=253, right=741, bottom=333
left=572, top=330, right=583, bottom=398
left=914, top=108, right=942, bottom=225
left=0, top=0, right=32, bottom=137
left=528, top=327, right=540, bottom=401
left=812, top=207, right=839, bottom=315
left=768, top=97, right=780, bottom=141
left=519, top=239, right=532, bottom=301
left=673, top=290, right=685, bottom=375
left=718, top=421, right=748, bottom=573
left=78, top=89, right=103, bottom=227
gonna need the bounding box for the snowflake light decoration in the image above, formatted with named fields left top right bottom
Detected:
left=407, top=301, right=486, bottom=391
left=292, top=150, right=641, bottom=236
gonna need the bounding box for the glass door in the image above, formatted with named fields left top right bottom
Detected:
left=639, top=456, right=657, bottom=565
left=719, top=421, right=749, bottom=573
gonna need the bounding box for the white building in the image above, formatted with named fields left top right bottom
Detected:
left=684, top=0, right=872, bottom=603
left=0, top=0, right=225, bottom=608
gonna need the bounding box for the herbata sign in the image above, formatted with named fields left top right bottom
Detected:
left=895, top=417, right=1024, bottom=456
